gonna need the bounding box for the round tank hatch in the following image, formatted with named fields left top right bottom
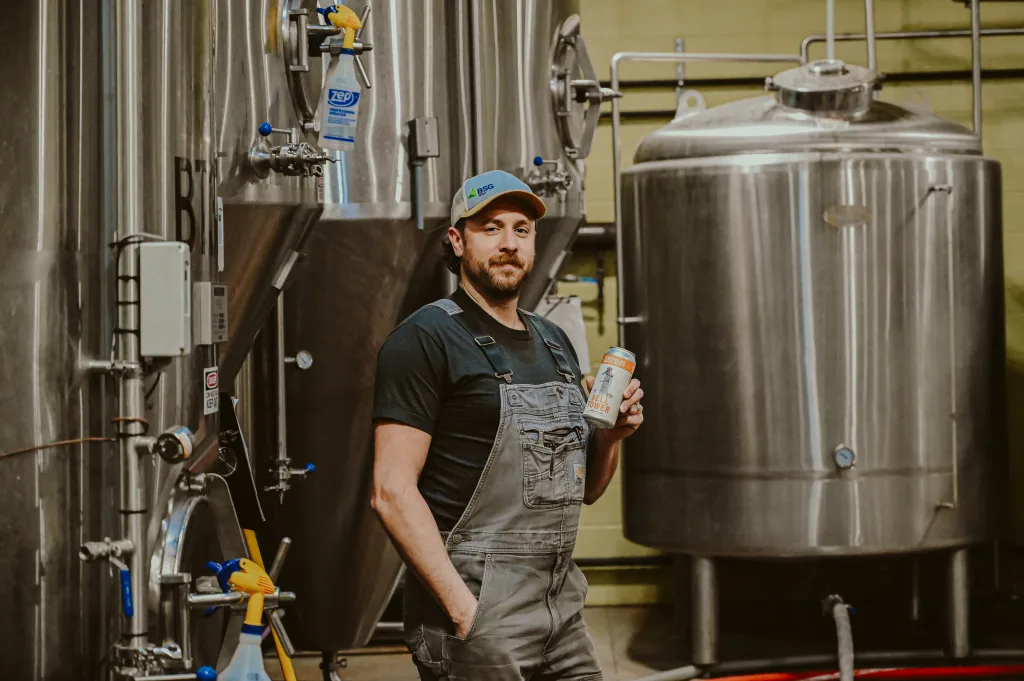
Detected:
left=767, top=59, right=878, bottom=116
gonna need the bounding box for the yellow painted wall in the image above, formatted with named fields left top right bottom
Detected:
left=570, top=0, right=1024, bottom=605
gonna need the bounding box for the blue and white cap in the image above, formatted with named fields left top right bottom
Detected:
left=450, top=170, right=547, bottom=227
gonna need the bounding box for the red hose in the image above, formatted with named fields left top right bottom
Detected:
left=710, top=665, right=1024, bottom=681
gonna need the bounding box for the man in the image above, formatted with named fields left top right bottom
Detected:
left=371, top=170, right=644, bottom=681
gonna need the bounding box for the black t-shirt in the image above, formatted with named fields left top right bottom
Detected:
left=372, top=286, right=583, bottom=531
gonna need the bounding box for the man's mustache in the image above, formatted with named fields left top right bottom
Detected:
left=489, top=253, right=525, bottom=269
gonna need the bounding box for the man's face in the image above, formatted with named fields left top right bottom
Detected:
left=450, top=197, right=537, bottom=301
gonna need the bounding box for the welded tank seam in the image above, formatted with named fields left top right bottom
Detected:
left=798, top=167, right=823, bottom=544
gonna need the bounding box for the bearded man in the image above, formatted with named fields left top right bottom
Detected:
left=371, top=170, right=645, bottom=681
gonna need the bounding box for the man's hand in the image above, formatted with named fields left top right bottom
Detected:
left=451, top=594, right=479, bottom=639
left=585, top=375, right=644, bottom=444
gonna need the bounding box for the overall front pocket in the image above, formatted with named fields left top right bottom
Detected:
left=519, top=419, right=586, bottom=508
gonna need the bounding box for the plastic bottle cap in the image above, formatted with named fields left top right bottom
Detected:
left=196, top=666, right=217, bottom=681
left=258, top=122, right=273, bottom=137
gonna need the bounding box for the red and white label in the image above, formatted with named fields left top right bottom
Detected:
left=203, top=367, right=219, bottom=415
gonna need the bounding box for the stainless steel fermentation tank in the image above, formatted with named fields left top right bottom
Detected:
left=0, top=0, right=325, bottom=677
left=620, top=60, right=1005, bottom=662
left=0, top=3, right=113, bottom=676
left=248, top=0, right=613, bottom=657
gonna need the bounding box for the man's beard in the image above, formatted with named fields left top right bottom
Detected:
left=463, top=252, right=532, bottom=302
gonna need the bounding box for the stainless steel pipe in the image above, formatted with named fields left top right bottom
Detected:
left=115, top=0, right=148, bottom=648
left=609, top=50, right=804, bottom=343
left=971, top=0, right=982, bottom=137
left=864, top=0, right=877, bottom=71
left=799, top=27, right=1024, bottom=63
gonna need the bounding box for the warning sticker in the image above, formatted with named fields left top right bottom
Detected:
left=204, top=367, right=219, bottom=416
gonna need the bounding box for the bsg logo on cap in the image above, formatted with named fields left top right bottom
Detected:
left=467, top=183, right=495, bottom=199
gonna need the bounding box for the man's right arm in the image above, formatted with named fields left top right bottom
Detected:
left=370, top=422, right=478, bottom=637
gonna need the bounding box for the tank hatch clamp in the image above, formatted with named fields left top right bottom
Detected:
left=550, top=14, right=621, bottom=161
left=250, top=121, right=336, bottom=178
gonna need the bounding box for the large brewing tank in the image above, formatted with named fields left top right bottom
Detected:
left=254, top=0, right=458, bottom=653
left=249, top=0, right=610, bottom=654
left=0, top=3, right=115, bottom=676
left=137, top=0, right=244, bottom=670
left=214, top=0, right=324, bottom=387
left=466, top=0, right=606, bottom=309
left=620, top=61, right=1005, bottom=557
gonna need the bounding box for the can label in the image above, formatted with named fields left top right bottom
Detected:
left=583, top=348, right=636, bottom=429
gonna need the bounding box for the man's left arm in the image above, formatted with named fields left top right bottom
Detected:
left=583, top=377, right=644, bottom=504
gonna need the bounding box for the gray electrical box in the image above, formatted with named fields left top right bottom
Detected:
left=409, top=117, right=440, bottom=160
left=193, top=282, right=229, bottom=345
left=140, top=241, right=192, bottom=357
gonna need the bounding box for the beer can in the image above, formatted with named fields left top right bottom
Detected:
left=583, top=347, right=637, bottom=429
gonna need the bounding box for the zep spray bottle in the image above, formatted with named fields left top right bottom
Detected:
left=316, top=4, right=364, bottom=150
left=217, top=559, right=276, bottom=681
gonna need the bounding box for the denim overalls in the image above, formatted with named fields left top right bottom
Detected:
left=403, top=298, right=603, bottom=681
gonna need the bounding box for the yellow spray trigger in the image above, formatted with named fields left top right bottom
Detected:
left=322, top=4, right=362, bottom=50
left=228, top=560, right=275, bottom=628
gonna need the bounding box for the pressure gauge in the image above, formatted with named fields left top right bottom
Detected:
left=833, top=445, right=856, bottom=470
left=285, top=349, right=314, bottom=370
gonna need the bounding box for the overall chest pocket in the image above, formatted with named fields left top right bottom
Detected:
left=518, top=418, right=587, bottom=508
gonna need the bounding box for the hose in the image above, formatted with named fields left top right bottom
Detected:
left=826, top=596, right=855, bottom=681
left=626, top=651, right=1024, bottom=675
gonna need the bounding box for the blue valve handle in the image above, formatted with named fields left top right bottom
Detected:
left=120, top=569, right=134, bottom=618
left=533, top=156, right=544, bottom=167
left=258, top=122, right=274, bottom=137
left=305, top=463, right=316, bottom=474
left=203, top=558, right=244, bottom=617
left=195, top=666, right=217, bottom=681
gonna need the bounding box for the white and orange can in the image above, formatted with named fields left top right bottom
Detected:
left=583, top=347, right=637, bottom=429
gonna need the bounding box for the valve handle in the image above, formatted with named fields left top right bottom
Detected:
left=258, top=122, right=274, bottom=137
left=195, top=667, right=217, bottom=681
left=120, top=568, right=134, bottom=618
left=305, top=463, right=316, bottom=474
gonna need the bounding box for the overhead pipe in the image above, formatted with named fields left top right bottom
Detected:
left=609, top=51, right=803, bottom=343
left=800, top=27, right=1024, bottom=63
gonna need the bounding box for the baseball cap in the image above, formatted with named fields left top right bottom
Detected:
left=450, top=170, right=547, bottom=227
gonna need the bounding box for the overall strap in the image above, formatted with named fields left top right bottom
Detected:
left=523, top=311, right=576, bottom=383
left=429, top=299, right=514, bottom=383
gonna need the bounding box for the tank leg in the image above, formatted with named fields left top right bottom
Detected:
left=321, top=651, right=346, bottom=681
left=692, top=555, right=718, bottom=667
left=947, top=548, right=970, bottom=658
left=910, top=558, right=920, bottom=623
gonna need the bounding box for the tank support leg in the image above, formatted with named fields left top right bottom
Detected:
left=692, top=555, right=718, bottom=667
left=947, top=548, right=970, bottom=658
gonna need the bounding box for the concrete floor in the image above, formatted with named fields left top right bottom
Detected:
left=268, top=606, right=684, bottom=681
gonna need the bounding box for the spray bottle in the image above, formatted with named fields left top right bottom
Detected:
left=316, top=4, right=364, bottom=150
left=217, top=559, right=276, bottom=681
